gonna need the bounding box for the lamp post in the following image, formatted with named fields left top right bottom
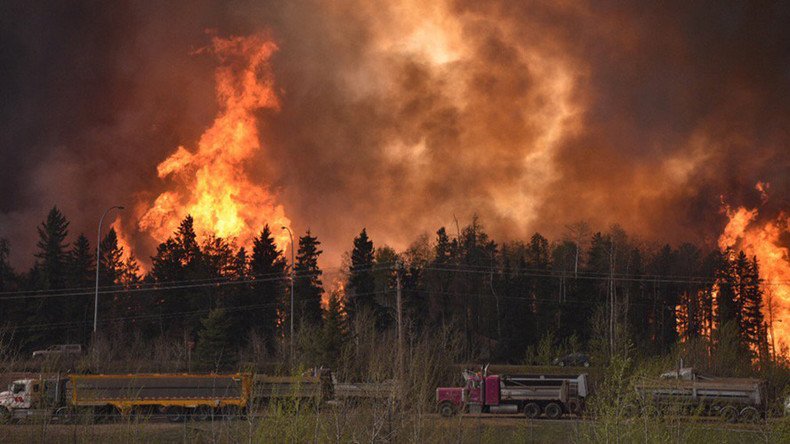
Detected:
left=94, top=205, right=124, bottom=334
left=281, top=226, right=295, bottom=359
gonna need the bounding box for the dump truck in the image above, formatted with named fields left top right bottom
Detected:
left=629, top=367, right=766, bottom=423
left=436, top=368, right=584, bottom=419
left=0, top=373, right=252, bottom=422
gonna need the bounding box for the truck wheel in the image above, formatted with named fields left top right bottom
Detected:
left=544, top=403, right=563, bottom=420
left=194, top=406, right=213, bottom=422
left=739, top=407, right=759, bottom=423
left=167, top=407, right=185, bottom=423
left=439, top=402, right=456, bottom=418
left=524, top=403, right=541, bottom=419
left=720, top=405, right=738, bottom=423
left=0, top=407, right=10, bottom=424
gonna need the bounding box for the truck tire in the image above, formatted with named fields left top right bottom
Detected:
left=544, top=403, right=563, bottom=420
left=720, top=405, right=738, bottom=423
left=739, top=406, right=759, bottom=423
left=0, top=407, right=10, bottom=424
left=439, top=402, right=456, bottom=418
left=524, top=403, right=541, bottom=419
left=194, top=406, right=213, bottom=421
left=167, top=407, right=185, bottom=423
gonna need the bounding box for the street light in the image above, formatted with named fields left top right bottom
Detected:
left=94, top=205, right=124, bottom=334
left=281, top=226, right=295, bottom=359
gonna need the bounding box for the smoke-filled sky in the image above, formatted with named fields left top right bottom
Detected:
left=1, top=0, right=788, bottom=270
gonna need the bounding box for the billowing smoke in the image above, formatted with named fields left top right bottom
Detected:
left=1, top=0, right=788, bottom=269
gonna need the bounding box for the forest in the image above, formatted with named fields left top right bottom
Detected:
left=0, top=206, right=780, bottom=378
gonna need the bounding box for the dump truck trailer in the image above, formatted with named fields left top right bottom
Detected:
left=1, top=373, right=252, bottom=422
left=631, top=368, right=765, bottom=423
left=437, top=369, right=579, bottom=419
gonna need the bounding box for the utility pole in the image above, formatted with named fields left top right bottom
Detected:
left=94, top=205, right=124, bottom=335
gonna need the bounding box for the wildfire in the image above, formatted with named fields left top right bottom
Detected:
left=718, top=183, right=790, bottom=354
left=138, top=34, right=291, bottom=252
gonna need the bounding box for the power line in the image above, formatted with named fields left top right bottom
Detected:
left=0, top=261, right=397, bottom=297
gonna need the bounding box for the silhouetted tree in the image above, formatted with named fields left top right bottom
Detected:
left=66, top=234, right=94, bottom=342
left=250, top=225, right=286, bottom=348
left=347, top=229, right=378, bottom=325
left=295, top=230, right=323, bottom=327
left=28, top=206, right=70, bottom=346
left=195, top=308, right=235, bottom=370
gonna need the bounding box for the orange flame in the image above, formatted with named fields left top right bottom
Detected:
left=138, top=34, right=291, bottom=252
left=718, top=183, right=790, bottom=354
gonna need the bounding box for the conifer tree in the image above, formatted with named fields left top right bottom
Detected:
left=34, top=206, right=70, bottom=291
left=68, top=235, right=94, bottom=288
left=346, top=228, right=377, bottom=325
left=99, top=228, right=124, bottom=287
left=195, top=308, right=235, bottom=370
left=250, top=225, right=286, bottom=347
left=741, top=255, right=765, bottom=360
left=295, top=230, right=324, bottom=327
left=66, top=234, right=94, bottom=342
left=29, top=206, right=70, bottom=345
left=149, top=215, right=204, bottom=335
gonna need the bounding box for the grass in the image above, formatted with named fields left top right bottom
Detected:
left=2, top=408, right=789, bottom=443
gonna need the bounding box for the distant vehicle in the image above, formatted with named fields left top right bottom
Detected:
left=436, top=368, right=588, bottom=419
left=0, top=373, right=252, bottom=422
left=31, top=344, right=82, bottom=358
left=630, top=368, right=765, bottom=423
left=553, top=353, right=590, bottom=367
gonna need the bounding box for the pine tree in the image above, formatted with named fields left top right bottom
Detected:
left=741, top=255, right=765, bottom=361
left=295, top=230, right=324, bottom=327
left=526, top=233, right=552, bottom=336
left=66, top=234, right=94, bottom=342
left=346, top=228, right=377, bottom=325
left=149, top=215, right=205, bottom=335
left=29, top=206, right=70, bottom=346
left=195, top=308, right=235, bottom=370
left=34, top=206, right=70, bottom=291
left=716, top=249, right=738, bottom=328
left=250, top=225, right=286, bottom=348
left=68, top=235, right=94, bottom=288
left=99, top=228, right=124, bottom=287
left=425, top=227, right=456, bottom=327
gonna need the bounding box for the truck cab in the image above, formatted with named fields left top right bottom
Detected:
left=0, top=378, right=67, bottom=421
left=437, top=369, right=575, bottom=419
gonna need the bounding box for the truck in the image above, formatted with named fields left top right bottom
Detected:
left=0, top=373, right=253, bottom=423
left=629, top=368, right=765, bottom=423
left=436, top=368, right=588, bottom=419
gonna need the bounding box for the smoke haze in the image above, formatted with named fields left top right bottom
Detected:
left=1, top=0, right=788, bottom=269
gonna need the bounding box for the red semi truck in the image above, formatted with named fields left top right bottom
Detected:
left=436, top=368, right=587, bottom=419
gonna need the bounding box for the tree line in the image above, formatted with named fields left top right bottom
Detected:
left=0, top=207, right=774, bottom=371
